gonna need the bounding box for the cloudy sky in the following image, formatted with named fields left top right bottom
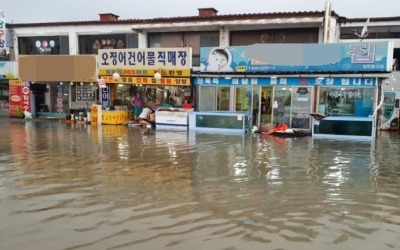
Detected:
left=2, top=0, right=400, bottom=24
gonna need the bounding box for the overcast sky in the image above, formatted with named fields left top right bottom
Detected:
left=2, top=0, right=400, bottom=24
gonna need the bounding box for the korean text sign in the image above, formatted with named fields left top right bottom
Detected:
left=9, top=80, right=31, bottom=116
left=98, top=48, right=192, bottom=70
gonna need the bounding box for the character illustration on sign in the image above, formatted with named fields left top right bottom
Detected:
left=202, top=48, right=233, bottom=72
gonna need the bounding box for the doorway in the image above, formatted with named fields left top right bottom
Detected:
left=260, top=87, right=273, bottom=125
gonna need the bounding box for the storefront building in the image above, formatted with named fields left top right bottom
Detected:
left=193, top=42, right=393, bottom=140
left=5, top=6, right=400, bottom=134
left=7, top=13, right=138, bottom=117
left=96, top=47, right=193, bottom=124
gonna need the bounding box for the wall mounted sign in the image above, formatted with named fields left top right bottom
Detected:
left=200, top=42, right=393, bottom=73
left=9, top=80, right=31, bottom=116
left=98, top=68, right=191, bottom=77
left=101, top=76, right=191, bottom=86
left=194, top=77, right=377, bottom=87
left=98, top=48, right=192, bottom=70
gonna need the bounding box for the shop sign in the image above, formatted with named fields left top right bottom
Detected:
left=98, top=48, right=192, bottom=70
left=328, top=90, right=362, bottom=99
left=0, top=10, right=5, bottom=49
left=195, top=77, right=376, bottom=87
left=101, top=85, right=110, bottom=108
left=91, top=104, right=99, bottom=124
left=101, top=76, right=191, bottom=86
left=9, top=80, right=31, bottom=116
left=200, top=42, right=392, bottom=73
left=98, top=68, right=191, bottom=77
left=102, top=111, right=128, bottom=125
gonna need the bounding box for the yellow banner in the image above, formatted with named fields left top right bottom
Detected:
left=101, top=76, right=191, bottom=86
left=101, top=110, right=128, bottom=125
left=9, top=80, right=23, bottom=86
left=91, top=105, right=100, bottom=124
left=98, top=68, right=191, bottom=77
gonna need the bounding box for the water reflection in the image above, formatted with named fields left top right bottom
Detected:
left=1, top=119, right=400, bottom=249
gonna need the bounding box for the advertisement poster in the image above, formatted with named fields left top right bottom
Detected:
left=9, top=80, right=31, bottom=116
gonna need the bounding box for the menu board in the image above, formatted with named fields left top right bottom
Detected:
left=76, top=85, right=95, bottom=101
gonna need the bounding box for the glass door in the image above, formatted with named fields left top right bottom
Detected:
left=198, top=86, right=216, bottom=111
left=235, top=85, right=252, bottom=112
left=273, top=87, right=291, bottom=125
left=235, top=86, right=260, bottom=126
left=260, top=87, right=273, bottom=125
left=291, top=87, right=312, bottom=129
left=251, top=86, right=261, bottom=126
left=217, top=86, right=230, bottom=111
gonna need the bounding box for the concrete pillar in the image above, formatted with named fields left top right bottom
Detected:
left=137, top=32, right=148, bottom=48
left=220, top=27, right=230, bottom=47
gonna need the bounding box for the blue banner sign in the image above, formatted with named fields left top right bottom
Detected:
left=195, top=77, right=377, bottom=87
left=101, top=85, right=110, bottom=108
left=200, top=42, right=393, bottom=73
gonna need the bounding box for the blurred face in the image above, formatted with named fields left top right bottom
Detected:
left=209, top=52, right=228, bottom=70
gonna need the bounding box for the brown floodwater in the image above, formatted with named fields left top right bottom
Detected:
left=1, top=118, right=400, bottom=250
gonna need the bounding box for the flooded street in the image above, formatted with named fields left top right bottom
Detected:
left=1, top=118, right=400, bottom=250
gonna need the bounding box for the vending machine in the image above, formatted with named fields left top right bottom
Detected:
left=380, top=91, right=400, bottom=131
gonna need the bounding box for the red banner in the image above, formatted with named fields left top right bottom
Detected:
left=9, top=80, right=31, bottom=117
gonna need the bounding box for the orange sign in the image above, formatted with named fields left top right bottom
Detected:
left=91, top=104, right=99, bottom=124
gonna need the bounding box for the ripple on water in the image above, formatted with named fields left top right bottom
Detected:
left=1, top=120, right=400, bottom=249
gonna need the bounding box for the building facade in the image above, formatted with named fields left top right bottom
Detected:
left=2, top=5, right=400, bottom=136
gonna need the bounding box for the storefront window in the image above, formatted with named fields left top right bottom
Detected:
left=115, top=84, right=132, bottom=105
left=0, top=80, right=9, bottom=113
left=318, top=87, right=374, bottom=117
left=18, top=36, right=69, bottom=55
left=76, top=84, right=96, bottom=102
left=148, top=32, right=219, bottom=66
left=217, top=86, right=230, bottom=111
left=78, top=34, right=135, bottom=55
left=198, top=86, right=216, bottom=111
left=292, top=87, right=312, bottom=128
left=236, top=86, right=252, bottom=112
left=230, top=28, right=319, bottom=46
left=0, top=80, right=8, bottom=102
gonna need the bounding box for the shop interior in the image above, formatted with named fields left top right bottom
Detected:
left=114, top=84, right=193, bottom=110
